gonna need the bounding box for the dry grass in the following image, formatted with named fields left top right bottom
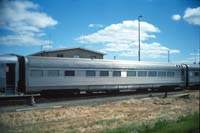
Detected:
left=0, top=91, right=199, bottom=133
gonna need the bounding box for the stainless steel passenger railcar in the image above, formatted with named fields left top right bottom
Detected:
left=0, top=55, right=199, bottom=94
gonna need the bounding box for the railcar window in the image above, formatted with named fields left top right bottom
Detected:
left=167, top=72, right=175, bottom=77
left=113, top=71, right=121, bottom=77
left=127, top=71, right=136, bottom=77
left=148, top=71, right=157, bottom=77
left=86, top=70, right=96, bottom=76
left=65, top=70, right=75, bottom=76
left=158, top=72, right=166, bottom=77
left=189, top=72, right=193, bottom=76
left=194, top=71, right=200, bottom=77
left=48, top=70, right=59, bottom=77
left=30, top=70, right=43, bottom=77
left=73, top=55, right=80, bottom=58
left=100, top=71, right=109, bottom=76
left=57, top=54, right=64, bottom=57
left=90, top=56, right=96, bottom=59
left=138, top=71, right=147, bottom=77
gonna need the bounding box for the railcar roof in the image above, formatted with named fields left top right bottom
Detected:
left=187, top=64, right=200, bottom=67
left=187, top=64, right=200, bottom=70
left=27, top=56, right=183, bottom=70
left=0, top=54, right=18, bottom=63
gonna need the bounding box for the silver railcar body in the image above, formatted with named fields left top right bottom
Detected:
left=188, top=64, right=200, bottom=86
left=25, top=56, right=186, bottom=93
left=0, top=55, right=19, bottom=94
left=0, top=55, right=199, bottom=94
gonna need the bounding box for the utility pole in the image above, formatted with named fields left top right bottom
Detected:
left=168, top=50, right=170, bottom=63
left=138, top=15, right=143, bottom=61
left=48, top=33, right=52, bottom=50
left=194, top=49, right=196, bottom=64
left=41, top=44, right=43, bottom=51
left=199, top=30, right=200, bottom=64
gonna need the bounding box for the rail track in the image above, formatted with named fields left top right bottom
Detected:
left=0, top=89, right=187, bottom=107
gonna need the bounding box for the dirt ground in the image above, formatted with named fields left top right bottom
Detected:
left=0, top=91, right=199, bottom=133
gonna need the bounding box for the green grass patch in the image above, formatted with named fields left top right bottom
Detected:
left=98, top=112, right=199, bottom=133
left=1, top=112, right=199, bottom=133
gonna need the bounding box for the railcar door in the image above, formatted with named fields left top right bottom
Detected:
left=0, top=64, right=6, bottom=92
left=6, top=63, right=16, bottom=94
left=181, top=69, right=185, bottom=82
left=181, top=65, right=189, bottom=87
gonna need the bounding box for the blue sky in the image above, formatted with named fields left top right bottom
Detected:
left=0, top=0, right=200, bottom=63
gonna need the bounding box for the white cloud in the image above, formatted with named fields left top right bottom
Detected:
left=172, top=14, right=181, bottom=21
left=88, top=24, right=103, bottom=28
left=180, top=57, right=200, bottom=64
left=76, top=20, right=180, bottom=59
left=0, top=35, right=50, bottom=46
left=0, top=0, right=57, bottom=46
left=188, top=51, right=200, bottom=63
left=183, top=7, right=200, bottom=26
left=42, top=43, right=53, bottom=50
left=78, top=20, right=159, bottom=44
left=178, top=50, right=200, bottom=64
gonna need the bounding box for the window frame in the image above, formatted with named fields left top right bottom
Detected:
left=65, top=70, right=75, bottom=76
left=47, top=70, right=59, bottom=77
left=30, top=70, right=43, bottom=77
left=127, top=71, right=136, bottom=77
left=73, top=55, right=80, bottom=58
left=148, top=71, right=157, bottom=77
left=113, top=71, right=121, bottom=77
left=57, top=54, right=64, bottom=57
left=86, top=70, right=96, bottom=77
left=194, top=71, right=200, bottom=77
left=167, top=71, right=175, bottom=77
left=100, top=71, right=109, bottom=77
left=157, top=71, right=166, bottom=77
left=138, top=71, right=147, bottom=77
